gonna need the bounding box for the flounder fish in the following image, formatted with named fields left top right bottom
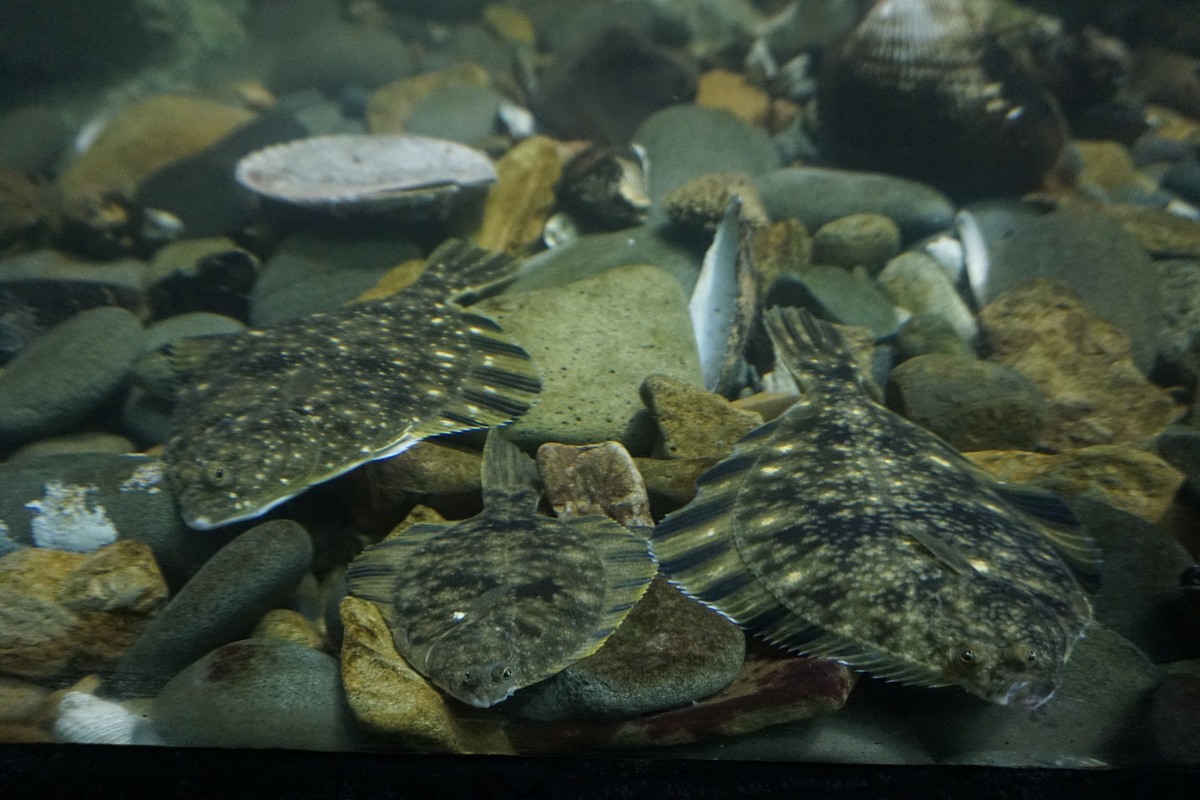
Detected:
left=346, top=430, right=657, bottom=707
left=165, top=240, right=541, bottom=530
left=653, top=307, right=1097, bottom=707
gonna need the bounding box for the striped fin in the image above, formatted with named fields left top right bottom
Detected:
left=416, top=239, right=524, bottom=302
left=413, top=310, right=543, bottom=439
left=763, top=306, right=866, bottom=393
left=346, top=522, right=449, bottom=603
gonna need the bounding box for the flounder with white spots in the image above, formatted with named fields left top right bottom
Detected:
left=346, top=431, right=657, bottom=707
left=653, top=307, right=1098, bottom=707
left=164, top=240, right=541, bottom=530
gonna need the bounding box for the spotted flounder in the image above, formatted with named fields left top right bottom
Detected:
left=346, top=430, right=657, bottom=707
left=164, top=240, right=541, bottom=530
left=653, top=307, right=1097, bottom=707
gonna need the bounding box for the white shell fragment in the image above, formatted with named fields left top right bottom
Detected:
left=235, top=134, right=497, bottom=211
left=54, top=691, right=155, bottom=745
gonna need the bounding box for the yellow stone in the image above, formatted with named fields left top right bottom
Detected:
left=251, top=608, right=324, bottom=649
left=965, top=445, right=1185, bottom=523
left=366, top=64, right=491, bottom=135
left=472, top=135, right=562, bottom=254
left=483, top=4, right=536, bottom=46
left=1145, top=104, right=1200, bottom=147
left=59, top=95, right=254, bottom=199
left=1105, top=205, right=1200, bottom=258
left=1074, top=140, right=1157, bottom=197
left=338, top=597, right=513, bottom=754
left=356, top=258, right=426, bottom=301
left=696, top=69, right=770, bottom=128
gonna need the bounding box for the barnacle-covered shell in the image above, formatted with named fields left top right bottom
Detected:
left=819, top=0, right=1068, bottom=199
left=234, top=134, right=497, bottom=213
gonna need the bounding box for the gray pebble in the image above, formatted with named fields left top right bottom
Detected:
left=766, top=267, right=903, bottom=337
left=634, top=105, right=782, bottom=202
left=0, top=306, right=143, bottom=445
left=877, top=251, right=977, bottom=342
left=887, top=354, right=1045, bottom=451
left=404, top=84, right=502, bottom=144
left=1163, top=158, right=1200, bottom=207
left=109, top=519, right=313, bottom=697
left=755, top=167, right=955, bottom=242
left=893, top=314, right=977, bottom=361
left=151, top=638, right=356, bottom=751
left=811, top=213, right=901, bottom=275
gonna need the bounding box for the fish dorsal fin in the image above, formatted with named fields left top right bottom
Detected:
left=992, top=482, right=1103, bottom=578
left=763, top=306, right=865, bottom=393
left=415, top=239, right=523, bottom=304
left=480, top=429, right=541, bottom=509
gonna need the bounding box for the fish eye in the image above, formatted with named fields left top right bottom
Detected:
left=205, top=464, right=233, bottom=487
left=1025, top=650, right=1038, bottom=664
left=958, top=649, right=976, bottom=665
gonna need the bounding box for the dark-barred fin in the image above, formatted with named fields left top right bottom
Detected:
left=763, top=306, right=864, bottom=393
left=480, top=429, right=541, bottom=509
left=346, top=523, right=449, bottom=602
left=993, top=483, right=1103, bottom=578
left=759, top=624, right=949, bottom=689
left=416, top=239, right=523, bottom=303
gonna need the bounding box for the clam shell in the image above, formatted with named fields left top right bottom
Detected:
left=53, top=691, right=145, bottom=744
left=235, top=134, right=497, bottom=211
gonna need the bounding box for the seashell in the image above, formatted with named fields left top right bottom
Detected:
left=819, top=0, right=1069, bottom=199
left=234, top=134, right=497, bottom=214
left=53, top=691, right=148, bottom=745
left=556, top=144, right=651, bottom=230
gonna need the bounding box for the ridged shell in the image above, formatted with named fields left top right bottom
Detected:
left=820, top=0, right=1068, bottom=199
left=53, top=691, right=145, bottom=745
left=235, top=134, right=497, bottom=211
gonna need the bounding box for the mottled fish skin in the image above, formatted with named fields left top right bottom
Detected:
left=164, top=241, right=542, bottom=530
left=346, top=431, right=657, bottom=707
left=653, top=307, right=1094, bottom=707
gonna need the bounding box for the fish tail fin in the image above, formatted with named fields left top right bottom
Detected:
left=416, top=239, right=521, bottom=304
left=481, top=428, right=542, bottom=508
left=763, top=306, right=865, bottom=393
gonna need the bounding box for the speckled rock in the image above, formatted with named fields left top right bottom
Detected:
left=979, top=279, right=1183, bottom=450
left=640, top=374, right=762, bottom=459
left=338, top=596, right=512, bottom=753
left=755, top=167, right=955, bottom=242
left=748, top=219, right=813, bottom=292
left=58, top=96, right=255, bottom=200
left=1106, top=204, right=1200, bottom=259
left=536, top=440, right=652, bottom=528
left=888, top=355, right=1045, bottom=452
left=250, top=232, right=421, bottom=325
left=109, top=520, right=313, bottom=697
left=0, top=539, right=166, bottom=680
left=663, top=171, right=769, bottom=233
left=152, top=638, right=355, bottom=751
left=0, top=307, right=143, bottom=445
left=811, top=214, right=901, bottom=276
left=878, top=251, right=977, bottom=343
left=477, top=264, right=702, bottom=453
left=966, top=446, right=1184, bottom=525
left=634, top=105, right=781, bottom=202
left=505, top=578, right=745, bottom=721
left=250, top=608, right=323, bottom=649
left=766, top=266, right=903, bottom=337
left=967, top=202, right=1162, bottom=373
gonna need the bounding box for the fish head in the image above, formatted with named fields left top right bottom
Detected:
left=425, top=625, right=523, bottom=708
left=165, top=414, right=327, bottom=530
left=940, top=639, right=1063, bottom=709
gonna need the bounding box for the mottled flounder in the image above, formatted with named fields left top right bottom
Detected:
left=165, top=240, right=541, bottom=529
left=653, top=307, right=1097, bottom=707
left=346, top=430, right=657, bottom=707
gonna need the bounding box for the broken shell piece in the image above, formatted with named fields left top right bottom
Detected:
left=53, top=691, right=155, bottom=745
left=234, top=134, right=497, bottom=214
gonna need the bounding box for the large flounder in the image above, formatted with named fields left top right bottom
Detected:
left=653, top=307, right=1097, bottom=707
left=165, top=240, right=541, bottom=530
left=346, top=430, right=657, bottom=708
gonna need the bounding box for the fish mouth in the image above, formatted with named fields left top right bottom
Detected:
left=998, top=680, right=1056, bottom=709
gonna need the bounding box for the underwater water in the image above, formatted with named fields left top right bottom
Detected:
left=0, top=0, right=1199, bottom=773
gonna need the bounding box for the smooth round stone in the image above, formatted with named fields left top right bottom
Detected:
left=119, top=387, right=174, bottom=447
left=8, top=432, right=136, bottom=461
left=887, top=354, right=1044, bottom=451
left=634, top=105, right=782, bottom=202
left=811, top=214, right=901, bottom=275
left=404, top=84, right=502, bottom=144
left=1163, top=158, right=1200, bottom=206
left=152, top=638, right=355, bottom=751
left=250, top=231, right=420, bottom=325
left=755, top=167, right=955, bottom=242
left=0, top=307, right=143, bottom=445
left=109, top=520, right=313, bottom=697
left=967, top=201, right=1161, bottom=374
left=477, top=264, right=702, bottom=453
left=765, top=267, right=903, bottom=337
left=878, top=252, right=977, bottom=343
left=893, top=314, right=976, bottom=361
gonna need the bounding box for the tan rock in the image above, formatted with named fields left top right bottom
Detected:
left=366, top=63, right=491, bottom=134
left=1074, top=140, right=1157, bottom=198
left=641, top=374, right=762, bottom=459
left=0, top=542, right=166, bottom=680
left=664, top=171, right=769, bottom=233
left=1105, top=205, right=1200, bottom=258
left=59, top=95, right=254, bottom=199
left=0, top=723, right=53, bottom=743
left=633, top=456, right=719, bottom=505
left=251, top=609, right=324, bottom=649
left=749, top=219, right=812, bottom=293
left=1145, top=104, right=1200, bottom=147
left=473, top=135, right=562, bottom=254
left=483, top=4, right=536, bottom=46
left=356, top=257, right=425, bottom=301
left=537, top=441, right=652, bottom=527
left=696, top=69, right=770, bottom=128
left=338, top=596, right=513, bottom=753
left=965, top=445, right=1185, bottom=523
left=812, top=213, right=902, bottom=276
left=0, top=676, right=50, bottom=724
left=979, top=279, right=1183, bottom=450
